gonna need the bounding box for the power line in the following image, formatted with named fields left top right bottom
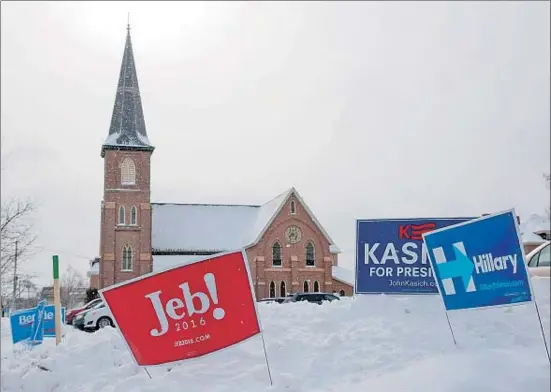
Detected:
left=33, top=246, right=94, bottom=261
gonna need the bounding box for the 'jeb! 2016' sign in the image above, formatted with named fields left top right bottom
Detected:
left=355, top=218, right=473, bottom=294
left=100, top=250, right=261, bottom=367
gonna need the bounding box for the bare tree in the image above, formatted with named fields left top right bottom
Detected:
left=12, top=274, right=38, bottom=299
left=0, top=198, right=37, bottom=294
left=60, top=266, right=86, bottom=309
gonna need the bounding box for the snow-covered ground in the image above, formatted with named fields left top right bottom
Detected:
left=1, top=279, right=550, bottom=392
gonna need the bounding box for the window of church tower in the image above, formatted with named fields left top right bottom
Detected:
left=272, top=242, right=282, bottom=267
left=118, top=206, right=125, bottom=225
left=305, top=242, right=315, bottom=266
left=269, top=281, right=276, bottom=298
left=130, top=206, right=137, bottom=225
left=313, top=281, right=320, bottom=292
left=121, top=158, right=136, bottom=185
left=290, top=200, right=296, bottom=215
left=122, top=245, right=133, bottom=271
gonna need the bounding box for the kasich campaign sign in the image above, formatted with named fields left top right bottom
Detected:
left=100, top=250, right=261, bottom=367
left=355, top=218, right=473, bottom=294
left=422, top=210, right=533, bottom=311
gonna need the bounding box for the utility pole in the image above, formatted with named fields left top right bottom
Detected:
left=12, top=240, right=18, bottom=312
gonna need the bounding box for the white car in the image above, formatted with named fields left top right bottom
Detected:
left=526, top=240, right=550, bottom=278
left=74, top=301, right=114, bottom=330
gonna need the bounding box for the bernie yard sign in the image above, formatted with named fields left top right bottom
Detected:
left=10, top=302, right=66, bottom=345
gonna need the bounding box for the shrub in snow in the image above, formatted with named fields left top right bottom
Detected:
left=85, top=288, right=99, bottom=304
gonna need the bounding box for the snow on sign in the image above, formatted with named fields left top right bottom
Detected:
left=422, top=210, right=533, bottom=311
left=355, top=218, right=473, bottom=294
left=100, top=250, right=261, bottom=367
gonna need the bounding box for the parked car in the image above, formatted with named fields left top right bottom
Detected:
left=73, top=301, right=114, bottom=331
left=259, top=297, right=286, bottom=304
left=526, top=240, right=550, bottom=277
left=72, top=300, right=103, bottom=330
left=283, top=292, right=340, bottom=304
left=66, top=298, right=102, bottom=325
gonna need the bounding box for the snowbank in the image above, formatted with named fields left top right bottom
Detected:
left=1, top=278, right=549, bottom=392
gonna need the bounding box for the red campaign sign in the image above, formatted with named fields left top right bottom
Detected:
left=100, top=251, right=261, bottom=367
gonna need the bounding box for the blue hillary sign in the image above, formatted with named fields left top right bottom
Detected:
left=355, top=217, right=473, bottom=294
left=422, top=210, right=532, bottom=311
left=9, top=303, right=66, bottom=344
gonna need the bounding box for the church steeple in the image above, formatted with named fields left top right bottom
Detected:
left=101, top=24, right=154, bottom=157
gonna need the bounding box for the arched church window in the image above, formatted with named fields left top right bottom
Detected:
left=313, top=281, right=320, bottom=292
left=272, top=242, right=282, bottom=267
left=118, top=206, right=125, bottom=225
left=121, top=158, right=136, bottom=185
left=122, top=245, right=133, bottom=271
left=305, top=242, right=315, bottom=266
left=130, top=205, right=137, bottom=225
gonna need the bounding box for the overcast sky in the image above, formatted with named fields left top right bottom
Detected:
left=1, top=1, right=549, bottom=287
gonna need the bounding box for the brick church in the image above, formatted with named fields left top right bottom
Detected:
left=89, top=27, right=354, bottom=299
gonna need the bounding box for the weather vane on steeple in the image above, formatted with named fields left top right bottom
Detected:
left=127, top=12, right=131, bottom=33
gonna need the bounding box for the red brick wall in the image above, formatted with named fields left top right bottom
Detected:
left=246, top=192, right=352, bottom=298
left=89, top=274, right=99, bottom=289
left=332, top=279, right=353, bottom=296
left=99, top=150, right=153, bottom=289
left=98, top=166, right=355, bottom=297
left=523, top=242, right=544, bottom=256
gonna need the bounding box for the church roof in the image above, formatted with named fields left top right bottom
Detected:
left=101, top=25, right=153, bottom=157
left=151, top=187, right=338, bottom=254
left=152, top=203, right=260, bottom=253
left=332, top=266, right=354, bottom=286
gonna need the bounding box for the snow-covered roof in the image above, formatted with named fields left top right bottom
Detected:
left=522, top=231, right=546, bottom=243
left=247, top=189, right=290, bottom=245
left=151, top=187, right=337, bottom=253
left=152, top=255, right=204, bottom=273
left=104, top=130, right=151, bottom=148
left=152, top=203, right=258, bottom=252
left=332, top=266, right=354, bottom=286
left=329, top=244, right=341, bottom=254
left=519, top=213, right=550, bottom=243
left=87, top=262, right=99, bottom=277
left=520, top=214, right=550, bottom=234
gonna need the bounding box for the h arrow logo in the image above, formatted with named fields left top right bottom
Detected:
left=431, top=242, right=476, bottom=296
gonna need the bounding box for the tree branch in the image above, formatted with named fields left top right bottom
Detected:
left=1, top=198, right=37, bottom=284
